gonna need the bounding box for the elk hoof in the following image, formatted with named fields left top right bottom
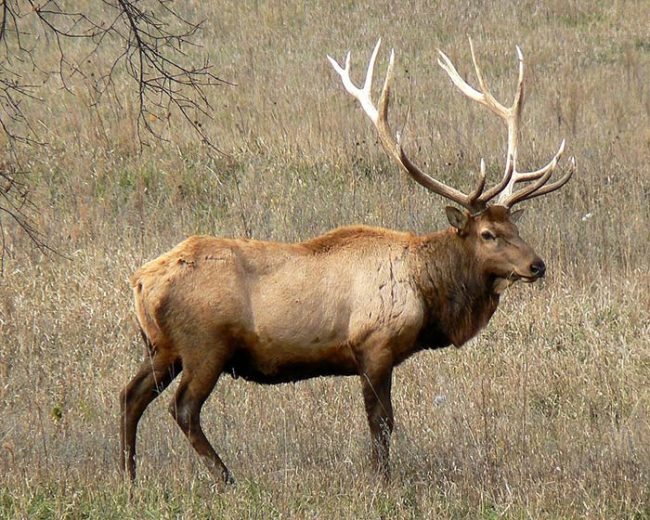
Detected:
left=223, top=468, right=236, bottom=486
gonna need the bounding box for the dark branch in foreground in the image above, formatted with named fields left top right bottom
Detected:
left=0, top=164, right=54, bottom=272
left=0, top=0, right=230, bottom=271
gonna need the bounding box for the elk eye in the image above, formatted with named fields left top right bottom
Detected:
left=481, top=230, right=496, bottom=241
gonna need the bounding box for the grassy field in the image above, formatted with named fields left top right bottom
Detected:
left=1, top=0, right=649, bottom=518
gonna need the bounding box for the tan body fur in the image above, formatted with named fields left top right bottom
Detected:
left=133, top=226, right=483, bottom=385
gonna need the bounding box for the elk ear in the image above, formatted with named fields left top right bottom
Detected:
left=445, top=206, right=469, bottom=231
left=509, top=208, right=525, bottom=224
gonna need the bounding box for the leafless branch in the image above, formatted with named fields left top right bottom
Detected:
left=0, top=163, right=54, bottom=273
left=0, top=0, right=229, bottom=270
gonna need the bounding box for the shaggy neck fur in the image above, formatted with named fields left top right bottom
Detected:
left=413, top=229, right=500, bottom=348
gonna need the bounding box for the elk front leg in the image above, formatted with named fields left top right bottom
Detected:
left=360, top=366, right=394, bottom=480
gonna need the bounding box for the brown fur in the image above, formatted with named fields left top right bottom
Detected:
left=120, top=205, right=545, bottom=483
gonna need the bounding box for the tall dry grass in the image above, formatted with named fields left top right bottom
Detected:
left=0, top=0, right=648, bottom=518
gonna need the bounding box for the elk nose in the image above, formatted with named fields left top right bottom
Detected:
left=530, top=259, right=546, bottom=278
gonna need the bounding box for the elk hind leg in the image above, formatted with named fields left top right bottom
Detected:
left=120, top=350, right=181, bottom=480
left=168, top=353, right=234, bottom=485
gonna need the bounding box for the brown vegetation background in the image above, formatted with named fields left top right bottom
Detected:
left=0, top=1, right=648, bottom=518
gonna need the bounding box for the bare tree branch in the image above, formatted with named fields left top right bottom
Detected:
left=0, top=0, right=229, bottom=271
left=0, top=162, right=54, bottom=273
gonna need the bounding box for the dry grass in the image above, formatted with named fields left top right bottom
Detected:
left=1, top=0, right=649, bottom=518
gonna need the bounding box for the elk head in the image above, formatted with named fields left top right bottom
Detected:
left=328, top=39, right=575, bottom=288
left=446, top=205, right=545, bottom=292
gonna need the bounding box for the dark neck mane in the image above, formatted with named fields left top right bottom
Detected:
left=414, top=230, right=500, bottom=348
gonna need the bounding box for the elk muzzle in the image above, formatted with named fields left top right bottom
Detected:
left=529, top=258, right=546, bottom=279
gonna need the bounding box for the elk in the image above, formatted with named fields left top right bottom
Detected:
left=120, top=39, right=574, bottom=484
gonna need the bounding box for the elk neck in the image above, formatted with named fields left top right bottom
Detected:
left=412, top=228, right=500, bottom=348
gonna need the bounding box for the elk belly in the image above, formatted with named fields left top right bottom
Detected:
left=226, top=337, right=358, bottom=384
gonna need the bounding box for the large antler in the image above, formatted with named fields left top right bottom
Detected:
left=328, top=39, right=492, bottom=213
left=437, top=40, right=575, bottom=208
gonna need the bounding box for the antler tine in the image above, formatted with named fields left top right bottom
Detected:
left=502, top=155, right=575, bottom=207
left=329, top=39, right=486, bottom=212
left=437, top=41, right=513, bottom=121
left=468, top=39, right=512, bottom=120
left=525, top=156, right=575, bottom=199
left=327, top=44, right=380, bottom=124
left=512, top=45, right=525, bottom=120
left=377, top=47, right=395, bottom=127
left=481, top=155, right=515, bottom=202
left=500, top=139, right=565, bottom=184
left=364, top=39, right=381, bottom=101
left=467, top=158, right=488, bottom=207
left=437, top=50, right=486, bottom=107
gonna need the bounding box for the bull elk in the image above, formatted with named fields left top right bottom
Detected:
left=120, top=39, right=574, bottom=484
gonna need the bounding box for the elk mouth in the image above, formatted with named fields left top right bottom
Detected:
left=491, top=271, right=539, bottom=294
left=508, top=272, right=541, bottom=284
